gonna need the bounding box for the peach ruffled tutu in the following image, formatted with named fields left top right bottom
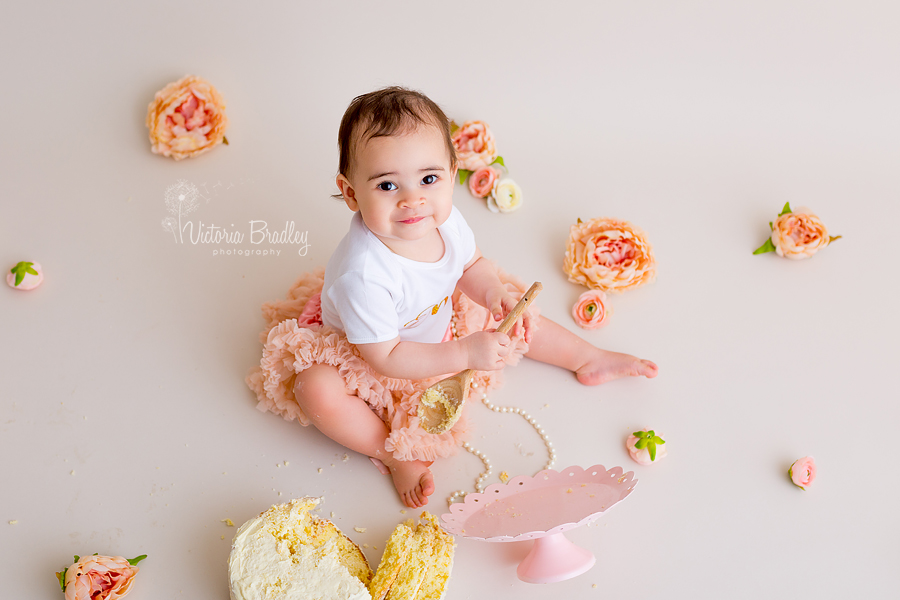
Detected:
left=246, top=266, right=537, bottom=462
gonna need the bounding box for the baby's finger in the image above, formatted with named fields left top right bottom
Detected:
left=490, top=299, right=504, bottom=323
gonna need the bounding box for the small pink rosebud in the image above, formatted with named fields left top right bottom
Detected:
left=789, top=456, right=816, bottom=490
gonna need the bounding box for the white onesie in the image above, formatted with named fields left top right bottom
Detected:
left=320, top=206, right=477, bottom=345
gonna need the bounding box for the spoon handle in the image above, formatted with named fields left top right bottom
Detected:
left=495, top=282, right=542, bottom=335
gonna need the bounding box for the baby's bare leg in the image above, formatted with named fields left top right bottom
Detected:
left=293, top=364, right=435, bottom=508
left=524, top=316, right=658, bottom=384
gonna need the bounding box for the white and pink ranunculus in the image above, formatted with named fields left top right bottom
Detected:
left=488, top=178, right=523, bottom=213
left=468, top=166, right=499, bottom=198
left=789, top=456, right=816, bottom=490
left=571, top=290, right=609, bottom=329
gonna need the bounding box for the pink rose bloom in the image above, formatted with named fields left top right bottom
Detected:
left=146, top=75, right=229, bottom=160
left=451, top=120, right=497, bottom=171
left=572, top=290, right=609, bottom=329
left=626, top=429, right=667, bottom=465
left=62, top=555, right=140, bottom=600
left=468, top=166, right=499, bottom=198
left=789, top=456, right=816, bottom=490
left=771, top=208, right=832, bottom=260
left=7, top=261, right=43, bottom=290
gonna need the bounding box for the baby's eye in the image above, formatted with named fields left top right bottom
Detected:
left=377, top=181, right=397, bottom=191
left=422, top=174, right=438, bottom=185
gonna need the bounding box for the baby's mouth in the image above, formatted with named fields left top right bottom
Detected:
left=399, top=215, right=427, bottom=224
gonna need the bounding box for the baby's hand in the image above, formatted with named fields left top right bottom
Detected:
left=485, top=287, right=536, bottom=344
left=461, top=330, right=511, bottom=371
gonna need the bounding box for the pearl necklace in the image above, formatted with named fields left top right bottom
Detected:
left=447, top=384, right=556, bottom=505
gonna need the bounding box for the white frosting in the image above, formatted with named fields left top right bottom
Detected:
left=228, top=513, right=371, bottom=600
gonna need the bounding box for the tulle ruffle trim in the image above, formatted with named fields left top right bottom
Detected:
left=246, top=266, right=538, bottom=462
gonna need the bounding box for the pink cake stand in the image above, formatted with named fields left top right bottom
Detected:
left=440, top=464, right=637, bottom=584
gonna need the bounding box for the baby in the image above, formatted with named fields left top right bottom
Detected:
left=248, top=87, right=657, bottom=509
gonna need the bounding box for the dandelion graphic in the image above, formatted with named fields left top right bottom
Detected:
left=162, top=179, right=201, bottom=243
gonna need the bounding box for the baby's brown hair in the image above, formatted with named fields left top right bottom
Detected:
left=336, top=86, right=457, bottom=180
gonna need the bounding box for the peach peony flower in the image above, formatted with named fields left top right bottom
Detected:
left=572, top=290, right=609, bottom=329
left=468, top=166, right=499, bottom=198
left=564, top=218, right=657, bottom=293
left=789, top=456, right=816, bottom=490
left=7, top=261, right=43, bottom=290
left=58, top=554, right=145, bottom=600
left=626, top=429, right=667, bottom=465
left=146, top=75, right=229, bottom=160
left=754, top=203, right=839, bottom=259
left=451, top=120, right=497, bottom=171
left=488, top=178, right=523, bottom=213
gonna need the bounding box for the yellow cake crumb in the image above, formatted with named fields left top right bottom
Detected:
left=318, top=468, right=323, bottom=473
left=499, top=471, right=510, bottom=483
left=400, top=510, right=407, bottom=515
left=284, top=460, right=290, bottom=466
left=8, top=520, right=18, bottom=525
left=354, top=527, right=367, bottom=533
left=566, top=488, right=573, bottom=493
left=593, top=583, right=598, bottom=589
left=222, top=518, right=234, bottom=527
left=221, top=535, right=225, bottom=540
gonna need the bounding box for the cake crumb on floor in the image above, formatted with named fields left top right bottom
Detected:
left=222, top=518, right=234, bottom=527
left=8, top=520, right=17, bottom=525
left=500, top=471, right=510, bottom=483
left=354, top=527, right=366, bottom=533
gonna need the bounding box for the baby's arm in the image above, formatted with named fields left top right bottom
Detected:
left=457, top=248, right=535, bottom=343
left=357, top=332, right=511, bottom=381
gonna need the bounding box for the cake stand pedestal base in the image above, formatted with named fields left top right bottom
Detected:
left=516, top=532, right=595, bottom=584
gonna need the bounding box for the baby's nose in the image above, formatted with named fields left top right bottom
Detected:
left=399, top=193, right=426, bottom=208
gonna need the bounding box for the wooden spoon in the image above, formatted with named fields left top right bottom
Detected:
left=418, top=282, right=542, bottom=434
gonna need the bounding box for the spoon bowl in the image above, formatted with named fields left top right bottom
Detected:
left=418, top=282, right=542, bottom=434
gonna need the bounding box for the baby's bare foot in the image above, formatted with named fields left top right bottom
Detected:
left=386, top=459, right=435, bottom=508
left=575, top=349, right=658, bottom=386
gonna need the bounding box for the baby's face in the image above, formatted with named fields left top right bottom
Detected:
left=340, top=124, right=456, bottom=255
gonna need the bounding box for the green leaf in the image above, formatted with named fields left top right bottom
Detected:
left=11, top=261, right=35, bottom=287
left=634, top=438, right=648, bottom=449
left=73, top=555, right=80, bottom=563
left=222, top=136, right=230, bottom=146
left=459, top=169, right=472, bottom=186
left=56, top=569, right=67, bottom=591
left=646, top=430, right=655, bottom=437
left=633, top=430, right=649, bottom=438
left=753, top=238, right=777, bottom=255
left=490, top=156, right=505, bottom=167
left=829, top=235, right=842, bottom=244
left=128, top=554, right=147, bottom=566
left=648, top=442, right=657, bottom=461
left=778, top=202, right=792, bottom=216
left=449, top=120, right=459, bottom=135
left=651, top=436, right=666, bottom=446
left=768, top=221, right=773, bottom=231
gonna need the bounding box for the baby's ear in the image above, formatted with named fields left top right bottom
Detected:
left=335, top=174, right=359, bottom=211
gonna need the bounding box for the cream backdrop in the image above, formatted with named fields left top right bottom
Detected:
left=2, top=1, right=898, bottom=598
